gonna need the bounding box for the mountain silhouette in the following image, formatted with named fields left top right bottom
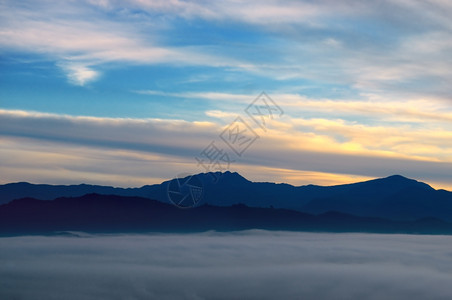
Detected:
left=1, top=193, right=452, bottom=236
left=1, top=172, right=451, bottom=222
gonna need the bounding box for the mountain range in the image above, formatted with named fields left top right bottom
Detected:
left=1, top=172, right=451, bottom=220
left=1, top=172, right=452, bottom=235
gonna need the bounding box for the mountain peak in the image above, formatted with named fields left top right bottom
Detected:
left=386, top=174, right=408, bottom=180
left=195, top=171, right=250, bottom=183
left=380, top=174, right=434, bottom=190
left=222, top=171, right=248, bottom=179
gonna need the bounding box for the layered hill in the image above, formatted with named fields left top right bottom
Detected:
left=2, top=193, right=451, bottom=236
left=1, top=172, right=451, bottom=222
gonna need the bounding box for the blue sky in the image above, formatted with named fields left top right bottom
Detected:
left=1, top=0, right=452, bottom=189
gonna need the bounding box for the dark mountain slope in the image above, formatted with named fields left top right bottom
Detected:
left=1, top=194, right=452, bottom=236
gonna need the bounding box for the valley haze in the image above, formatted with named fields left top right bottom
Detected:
left=1, top=231, right=452, bottom=300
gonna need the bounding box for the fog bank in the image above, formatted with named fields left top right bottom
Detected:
left=1, top=231, right=452, bottom=300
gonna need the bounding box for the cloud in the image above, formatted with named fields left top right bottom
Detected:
left=136, top=91, right=452, bottom=163
left=140, top=91, right=452, bottom=123
left=119, top=0, right=452, bottom=98
left=204, top=110, right=238, bottom=120
left=1, top=109, right=452, bottom=190
left=1, top=232, right=452, bottom=300
left=0, top=0, right=244, bottom=86
left=0, top=109, right=218, bottom=158
left=1, top=0, right=452, bottom=97
left=59, top=63, right=100, bottom=86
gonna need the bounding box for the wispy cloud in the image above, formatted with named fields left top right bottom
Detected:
left=139, top=91, right=452, bottom=123
left=0, top=1, right=244, bottom=85
left=134, top=90, right=252, bottom=102
left=2, top=0, right=452, bottom=96
left=58, top=63, right=100, bottom=86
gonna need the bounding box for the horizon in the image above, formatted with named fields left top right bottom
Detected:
left=3, top=172, right=450, bottom=193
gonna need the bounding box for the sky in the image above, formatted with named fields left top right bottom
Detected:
left=2, top=231, right=452, bottom=299
left=1, top=0, right=452, bottom=190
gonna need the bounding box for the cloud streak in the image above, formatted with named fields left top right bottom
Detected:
left=1, top=109, right=451, bottom=190
left=0, top=0, right=243, bottom=85
left=2, top=0, right=452, bottom=97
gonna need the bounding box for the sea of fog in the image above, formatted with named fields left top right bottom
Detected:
left=1, top=231, right=452, bottom=300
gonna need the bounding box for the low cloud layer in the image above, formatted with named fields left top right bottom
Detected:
left=1, top=231, right=452, bottom=300
left=1, top=109, right=451, bottom=190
